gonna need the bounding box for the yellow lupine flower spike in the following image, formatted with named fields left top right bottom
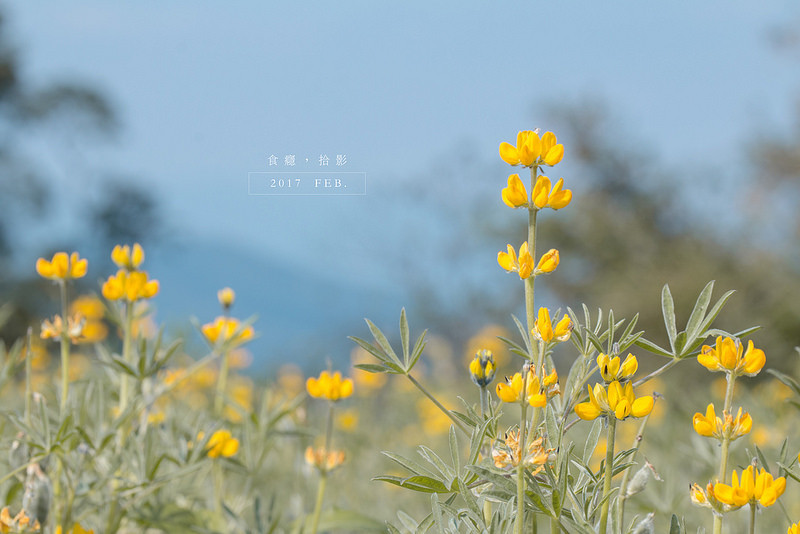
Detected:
left=499, top=130, right=564, bottom=168
left=306, top=370, right=354, bottom=401
left=501, top=174, right=529, bottom=208
left=698, top=336, right=765, bottom=377
left=36, top=251, right=88, bottom=280
left=497, top=242, right=534, bottom=279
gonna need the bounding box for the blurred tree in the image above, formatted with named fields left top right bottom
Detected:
left=0, top=9, right=161, bottom=345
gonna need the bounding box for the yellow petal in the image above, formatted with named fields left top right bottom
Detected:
left=499, top=142, right=520, bottom=165
left=532, top=175, right=551, bottom=208
left=575, top=402, right=601, bottom=420
left=631, top=395, right=654, bottom=418
left=544, top=144, right=564, bottom=166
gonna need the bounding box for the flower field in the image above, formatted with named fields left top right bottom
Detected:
left=1, top=130, right=800, bottom=534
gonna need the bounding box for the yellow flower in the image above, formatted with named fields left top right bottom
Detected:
left=499, top=130, right=564, bottom=167
left=698, top=336, right=765, bottom=377
left=41, top=314, right=85, bottom=343
left=497, top=242, right=534, bottom=279
left=534, top=249, right=559, bottom=275
left=218, top=287, right=235, bottom=309
left=36, top=252, right=87, bottom=280
left=501, top=174, right=529, bottom=208
left=713, top=465, right=785, bottom=509
left=689, top=482, right=717, bottom=510
left=531, top=307, right=572, bottom=343
left=204, top=429, right=239, bottom=458
left=469, top=349, right=496, bottom=387
left=597, top=353, right=638, bottom=382
left=532, top=176, right=572, bottom=210
left=574, top=381, right=654, bottom=421
left=1, top=507, right=41, bottom=532
left=305, top=446, right=346, bottom=472
left=496, top=369, right=558, bottom=407
left=788, top=522, right=800, bottom=534
left=306, top=370, right=354, bottom=401
left=102, top=270, right=159, bottom=301
left=492, top=431, right=551, bottom=470
left=201, top=316, right=254, bottom=348
left=70, top=295, right=105, bottom=319
left=111, top=243, right=145, bottom=270
left=692, top=403, right=752, bottom=441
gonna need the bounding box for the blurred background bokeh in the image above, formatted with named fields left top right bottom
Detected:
left=1, top=1, right=799, bottom=380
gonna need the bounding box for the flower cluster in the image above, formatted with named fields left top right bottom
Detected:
left=691, top=466, right=785, bottom=511
left=469, top=349, right=496, bottom=387
left=305, top=446, right=346, bottom=472
left=574, top=380, right=654, bottom=421
left=692, top=403, right=752, bottom=442
left=531, top=307, right=571, bottom=344
left=202, top=316, right=254, bottom=348
left=698, top=336, right=765, bottom=377
left=501, top=174, right=572, bottom=210
left=102, top=243, right=159, bottom=302
left=306, top=371, right=354, bottom=401
left=596, top=353, right=638, bottom=383
left=497, top=243, right=559, bottom=280
left=40, top=314, right=85, bottom=344
left=0, top=507, right=40, bottom=532
left=202, top=429, right=239, bottom=459
left=496, top=368, right=559, bottom=407
left=36, top=252, right=88, bottom=281
left=492, top=432, right=551, bottom=471
left=499, top=130, right=564, bottom=168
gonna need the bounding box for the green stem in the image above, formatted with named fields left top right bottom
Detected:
left=749, top=503, right=756, bottom=534
left=25, top=328, right=32, bottom=427
left=599, top=417, right=616, bottom=534
left=59, top=280, right=70, bottom=414
left=524, top=166, right=539, bottom=348
left=118, top=300, right=134, bottom=414
left=407, top=374, right=469, bottom=435
left=213, top=460, right=223, bottom=516
left=215, top=349, right=230, bottom=416
left=515, top=370, right=530, bottom=534
left=550, top=516, right=561, bottom=534
left=713, top=373, right=737, bottom=534
left=617, top=412, right=651, bottom=530
left=310, top=473, right=328, bottom=534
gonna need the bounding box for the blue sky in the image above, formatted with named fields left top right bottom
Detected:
left=5, top=2, right=800, bottom=362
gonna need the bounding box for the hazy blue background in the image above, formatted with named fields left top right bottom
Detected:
left=5, top=1, right=800, bottom=370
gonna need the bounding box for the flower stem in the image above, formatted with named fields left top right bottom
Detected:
left=118, top=300, right=134, bottom=414
left=599, top=416, right=616, bottom=534
left=514, top=370, right=530, bottom=534
left=406, top=373, right=469, bottom=435
left=524, top=166, right=539, bottom=347
left=59, top=280, right=70, bottom=414
left=617, top=412, right=651, bottom=529
left=25, top=328, right=33, bottom=427
left=713, top=373, right=737, bottom=534
left=310, top=473, right=328, bottom=534
left=215, top=348, right=230, bottom=416
left=749, top=503, right=756, bottom=534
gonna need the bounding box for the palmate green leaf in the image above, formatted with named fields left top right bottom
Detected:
left=465, top=465, right=516, bottom=494
left=695, top=288, right=736, bottom=339
left=661, top=284, right=677, bottom=352
left=418, top=445, right=456, bottom=485
left=374, top=475, right=450, bottom=493
left=408, top=329, right=428, bottom=372
left=350, top=335, right=396, bottom=367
